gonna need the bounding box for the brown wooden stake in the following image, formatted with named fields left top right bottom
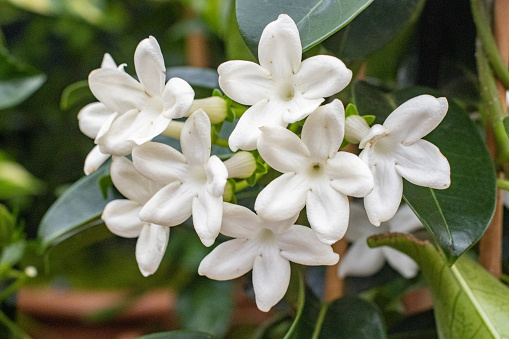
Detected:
left=185, top=8, right=209, bottom=68
left=323, top=238, right=348, bottom=302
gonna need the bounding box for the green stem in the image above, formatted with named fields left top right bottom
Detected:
left=0, top=310, right=31, bottom=339
left=471, top=0, right=509, bottom=89
left=213, top=137, right=229, bottom=149
left=496, top=178, right=509, bottom=191
left=311, top=302, right=330, bottom=339
left=0, top=275, right=26, bottom=303
left=230, top=102, right=248, bottom=118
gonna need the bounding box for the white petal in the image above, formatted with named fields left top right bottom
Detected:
left=78, top=102, right=114, bottom=139
left=162, top=78, right=195, bottom=119
left=295, top=55, right=352, bottom=98
left=257, top=125, right=309, bottom=173
left=218, top=61, right=273, bottom=105
left=102, top=200, right=144, bottom=238
left=338, top=239, right=385, bottom=277
left=282, top=92, right=323, bottom=124
left=110, top=156, right=160, bottom=203
left=134, top=36, right=165, bottom=97
left=394, top=140, right=450, bottom=189
left=384, top=95, right=448, bottom=144
left=95, top=109, right=139, bottom=156
left=205, top=155, right=228, bottom=197
left=278, top=225, right=339, bottom=265
left=84, top=145, right=110, bottom=175
left=344, top=203, right=384, bottom=242
left=129, top=108, right=171, bottom=145
left=181, top=110, right=211, bottom=166
left=301, top=100, right=344, bottom=159
left=101, top=53, right=117, bottom=69
left=252, top=245, right=291, bottom=312
left=327, top=152, right=374, bottom=197
left=140, top=182, right=194, bottom=226
left=255, top=173, right=309, bottom=221
left=262, top=214, right=299, bottom=235
left=363, top=155, right=403, bottom=226
left=136, top=223, right=169, bottom=276
left=383, top=247, right=419, bottom=279
left=89, top=68, right=146, bottom=113
left=258, top=14, right=301, bottom=79
left=192, top=190, right=223, bottom=247
left=306, top=181, right=350, bottom=244
left=220, top=203, right=261, bottom=238
left=389, top=204, right=423, bottom=234
left=198, top=239, right=259, bottom=280
left=228, top=99, right=287, bottom=152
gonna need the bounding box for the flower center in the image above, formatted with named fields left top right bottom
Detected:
left=258, top=228, right=276, bottom=243
left=189, top=165, right=207, bottom=185
left=278, top=82, right=295, bottom=101
left=307, top=161, right=325, bottom=178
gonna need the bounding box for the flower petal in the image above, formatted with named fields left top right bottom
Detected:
left=252, top=245, right=291, bottom=312
left=389, top=204, right=423, bottom=234
left=278, top=225, right=339, bottom=265
left=218, top=61, right=273, bottom=105
left=228, top=99, right=287, bottom=152
left=282, top=92, right=324, bottom=124
left=220, top=203, right=261, bottom=238
left=257, top=125, right=309, bottom=173
left=327, top=152, right=374, bottom=197
left=295, top=55, right=352, bottom=98
left=255, top=173, right=309, bottom=221
left=344, top=203, right=386, bottom=242
left=84, top=145, right=110, bottom=175
left=134, top=36, right=165, bottom=97
left=338, top=239, right=385, bottom=277
left=198, top=238, right=259, bottom=280
left=383, top=247, right=419, bottom=279
left=101, top=53, right=117, bottom=69
left=258, top=14, right=301, bottom=79
left=132, top=142, right=187, bottom=186
left=136, top=223, right=169, bottom=276
left=181, top=110, right=211, bottom=166
left=95, top=109, right=139, bottom=156
left=384, top=95, right=448, bottom=144
left=306, top=181, right=350, bottom=244
left=363, top=154, right=403, bottom=226
left=205, top=155, right=228, bottom=197
left=89, top=68, right=146, bottom=113
left=110, top=156, right=160, bottom=203
left=394, top=140, right=450, bottom=189
left=192, top=190, right=223, bottom=247
left=78, top=102, right=114, bottom=139
left=162, top=77, right=195, bottom=119
left=140, top=181, right=194, bottom=226
left=301, top=100, right=344, bottom=159
left=129, top=108, right=171, bottom=145
left=102, top=199, right=144, bottom=238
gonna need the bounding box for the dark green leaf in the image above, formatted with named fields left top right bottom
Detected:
left=353, top=81, right=496, bottom=263
left=136, top=330, right=215, bottom=339
left=236, top=0, right=373, bottom=56
left=503, top=116, right=509, bottom=138
left=368, top=233, right=509, bottom=338
left=166, top=67, right=219, bottom=89
left=60, top=80, right=93, bottom=110
left=177, top=278, right=233, bottom=337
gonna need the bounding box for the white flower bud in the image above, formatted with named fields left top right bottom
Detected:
left=345, top=115, right=371, bottom=144
left=187, top=97, right=227, bottom=124
left=224, top=151, right=256, bottom=179
left=25, top=266, right=38, bottom=278
left=162, top=120, right=185, bottom=140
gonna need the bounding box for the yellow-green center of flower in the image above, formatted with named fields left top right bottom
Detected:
left=279, top=82, right=295, bottom=101
left=308, top=161, right=325, bottom=177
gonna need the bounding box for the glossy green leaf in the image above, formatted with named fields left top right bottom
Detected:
left=166, top=67, right=219, bottom=89
left=236, top=0, right=373, bottom=56
left=353, top=81, right=496, bottom=263
left=177, top=278, right=233, bottom=337
left=136, top=330, right=215, bottom=339
left=60, top=80, right=93, bottom=110
left=368, top=233, right=509, bottom=338
left=0, top=47, right=46, bottom=110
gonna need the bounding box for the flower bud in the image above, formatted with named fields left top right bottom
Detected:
left=345, top=115, right=371, bottom=144
left=162, top=120, right=185, bottom=140
left=223, top=181, right=233, bottom=202
left=186, top=97, right=227, bottom=124
left=25, top=266, right=38, bottom=278
left=224, top=152, right=257, bottom=179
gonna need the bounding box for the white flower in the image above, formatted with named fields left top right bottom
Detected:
left=338, top=203, right=423, bottom=279
left=88, top=36, right=194, bottom=156
left=218, top=14, right=352, bottom=151
left=255, top=100, right=374, bottom=245
left=358, top=95, right=451, bottom=226
left=198, top=203, right=338, bottom=312
left=102, top=156, right=168, bottom=277
left=132, top=110, right=228, bottom=247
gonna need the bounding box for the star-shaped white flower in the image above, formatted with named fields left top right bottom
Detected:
left=218, top=14, right=352, bottom=151
left=358, top=95, right=451, bottom=226
left=88, top=36, right=194, bottom=156
left=255, top=100, right=374, bottom=245
left=338, top=203, right=423, bottom=279
left=102, top=156, right=168, bottom=277
left=198, top=203, right=338, bottom=312
left=132, top=109, right=228, bottom=247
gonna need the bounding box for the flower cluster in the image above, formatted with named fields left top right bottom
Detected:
left=78, top=14, right=450, bottom=311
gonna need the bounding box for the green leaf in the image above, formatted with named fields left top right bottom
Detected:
left=166, top=67, right=219, bottom=89
left=503, top=116, right=509, bottom=138
left=60, top=80, right=93, bottom=110
left=37, top=160, right=122, bottom=251
left=0, top=47, right=46, bottom=109
left=177, top=278, right=233, bottom=337
left=236, top=0, right=373, bottom=56
left=0, top=240, right=25, bottom=268
left=136, top=330, right=215, bottom=339
left=353, top=81, right=496, bottom=263
left=345, top=103, right=359, bottom=117
left=368, top=233, right=509, bottom=338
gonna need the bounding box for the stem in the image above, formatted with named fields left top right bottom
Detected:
left=311, top=302, right=330, bottom=339
left=0, top=309, right=31, bottom=339
left=184, top=8, right=209, bottom=68
left=213, top=136, right=229, bottom=149
left=471, top=0, right=509, bottom=89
